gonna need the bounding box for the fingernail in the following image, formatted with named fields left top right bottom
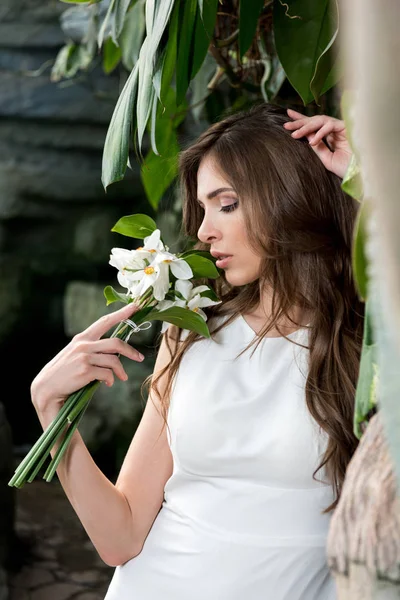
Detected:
left=138, top=353, right=145, bottom=361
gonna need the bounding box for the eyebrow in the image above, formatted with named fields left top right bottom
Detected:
left=196, top=187, right=236, bottom=203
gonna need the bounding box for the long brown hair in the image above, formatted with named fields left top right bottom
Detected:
left=143, top=101, right=364, bottom=513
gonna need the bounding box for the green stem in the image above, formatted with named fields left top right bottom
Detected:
left=43, top=400, right=90, bottom=482
left=66, top=381, right=99, bottom=425
left=8, top=388, right=86, bottom=487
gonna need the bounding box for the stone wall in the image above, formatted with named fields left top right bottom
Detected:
left=0, top=1, right=173, bottom=595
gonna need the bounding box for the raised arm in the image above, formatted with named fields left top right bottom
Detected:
left=283, top=108, right=352, bottom=180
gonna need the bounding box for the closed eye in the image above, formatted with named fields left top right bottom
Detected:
left=220, top=201, right=239, bottom=213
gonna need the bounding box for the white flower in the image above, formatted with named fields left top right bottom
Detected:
left=159, top=279, right=221, bottom=333
left=109, top=248, right=147, bottom=293
left=135, top=229, right=165, bottom=262
left=127, top=262, right=170, bottom=302
left=153, top=250, right=193, bottom=280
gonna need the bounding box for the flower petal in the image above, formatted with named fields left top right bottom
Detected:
left=144, top=229, right=163, bottom=251
left=170, top=259, right=193, bottom=280
left=190, top=285, right=210, bottom=296
left=175, top=279, right=193, bottom=300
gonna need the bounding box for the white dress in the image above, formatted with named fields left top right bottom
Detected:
left=104, top=314, right=337, bottom=600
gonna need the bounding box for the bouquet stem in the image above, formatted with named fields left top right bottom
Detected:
left=8, top=307, right=152, bottom=488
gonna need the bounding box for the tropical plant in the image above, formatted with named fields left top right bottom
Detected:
left=54, top=0, right=340, bottom=209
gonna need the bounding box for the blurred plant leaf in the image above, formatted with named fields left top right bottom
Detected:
left=176, top=0, right=197, bottom=106
left=352, top=199, right=370, bottom=302
left=102, top=36, right=122, bottom=73
left=239, top=0, right=264, bottom=58
left=353, top=299, right=378, bottom=439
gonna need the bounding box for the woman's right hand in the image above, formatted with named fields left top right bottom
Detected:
left=31, top=303, right=146, bottom=416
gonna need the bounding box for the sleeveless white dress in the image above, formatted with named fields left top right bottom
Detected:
left=104, top=314, right=337, bottom=600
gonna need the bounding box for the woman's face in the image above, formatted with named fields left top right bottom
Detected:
left=196, top=154, right=262, bottom=287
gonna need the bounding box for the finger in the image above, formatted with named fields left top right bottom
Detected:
left=286, top=108, right=307, bottom=119
left=308, top=122, right=334, bottom=146
left=307, top=133, right=333, bottom=170
left=283, top=118, right=308, bottom=130
left=91, top=367, right=115, bottom=387
left=89, top=353, right=129, bottom=382
left=89, top=338, right=145, bottom=362
left=289, top=116, right=328, bottom=138
left=82, top=302, right=141, bottom=341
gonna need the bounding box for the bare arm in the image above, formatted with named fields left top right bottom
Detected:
left=31, top=303, right=173, bottom=567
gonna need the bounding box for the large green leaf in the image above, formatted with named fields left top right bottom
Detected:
left=190, top=0, right=218, bottom=80
left=353, top=299, right=378, bottom=439
left=111, top=213, right=158, bottom=238
left=145, top=306, right=211, bottom=338
left=273, top=0, right=339, bottom=105
left=239, top=0, right=264, bottom=58
left=101, top=61, right=139, bottom=190
left=136, top=0, right=176, bottom=151
left=309, top=0, right=339, bottom=103
left=176, top=0, right=198, bottom=106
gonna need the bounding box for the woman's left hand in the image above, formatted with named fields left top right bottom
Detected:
left=283, top=108, right=352, bottom=180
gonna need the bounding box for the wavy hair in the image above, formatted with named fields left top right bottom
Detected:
left=142, top=101, right=364, bottom=513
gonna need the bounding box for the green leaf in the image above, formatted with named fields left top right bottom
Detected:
left=111, top=213, right=158, bottom=238
left=200, top=287, right=219, bottom=302
left=98, top=0, right=116, bottom=49
left=273, top=0, right=340, bottom=105
left=119, top=0, right=146, bottom=71
left=342, top=153, right=364, bottom=202
left=114, top=0, right=135, bottom=42
left=190, top=0, right=218, bottom=80
left=145, top=306, right=211, bottom=338
left=136, top=0, right=176, bottom=152
left=239, top=0, right=264, bottom=58
left=181, top=254, right=220, bottom=278
left=352, top=199, right=370, bottom=302
left=354, top=299, right=378, bottom=439
left=103, top=285, right=130, bottom=305
left=101, top=61, right=139, bottom=190
left=176, top=0, right=197, bottom=106
left=141, top=86, right=181, bottom=209
left=102, top=37, right=122, bottom=74
left=309, top=0, right=339, bottom=104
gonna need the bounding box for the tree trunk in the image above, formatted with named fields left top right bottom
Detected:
left=327, top=413, right=400, bottom=598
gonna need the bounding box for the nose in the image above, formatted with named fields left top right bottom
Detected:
left=197, top=212, right=222, bottom=244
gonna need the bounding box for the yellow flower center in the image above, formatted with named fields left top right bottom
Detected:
left=149, top=249, right=157, bottom=253
left=137, top=246, right=143, bottom=251
left=144, top=266, right=155, bottom=275
left=193, top=307, right=199, bottom=313
left=163, top=259, right=172, bottom=263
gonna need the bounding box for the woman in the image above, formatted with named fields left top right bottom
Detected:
left=30, top=103, right=364, bottom=599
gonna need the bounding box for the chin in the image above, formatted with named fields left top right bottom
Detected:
left=224, top=270, right=258, bottom=287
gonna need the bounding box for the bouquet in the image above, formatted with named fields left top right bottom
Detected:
left=9, top=213, right=221, bottom=488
